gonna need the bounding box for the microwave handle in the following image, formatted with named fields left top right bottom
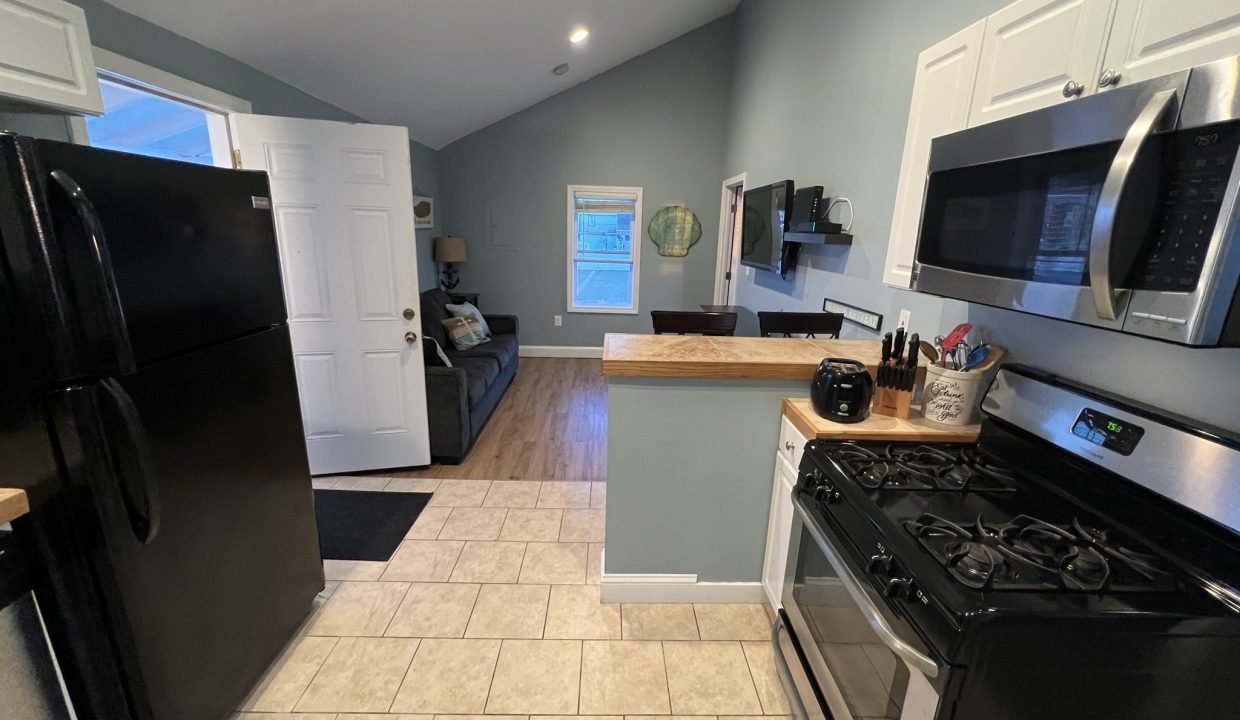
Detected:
left=792, top=493, right=940, bottom=678
left=1089, top=89, right=1177, bottom=320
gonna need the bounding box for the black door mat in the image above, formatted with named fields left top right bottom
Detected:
left=313, top=489, right=431, bottom=562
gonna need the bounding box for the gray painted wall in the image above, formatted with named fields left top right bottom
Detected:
left=606, top=376, right=804, bottom=581
left=437, top=16, right=735, bottom=346
left=1, top=0, right=443, bottom=291
left=726, top=0, right=1240, bottom=431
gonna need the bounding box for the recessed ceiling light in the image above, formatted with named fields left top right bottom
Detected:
left=569, top=28, right=590, bottom=44
left=552, top=63, right=570, bottom=76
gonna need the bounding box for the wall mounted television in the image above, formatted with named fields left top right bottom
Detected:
left=740, top=179, right=798, bottom=277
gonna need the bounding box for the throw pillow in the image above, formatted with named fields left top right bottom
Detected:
left=442, top=315, right=491, bottom=351
left=445, top=302, right=491, bottom=336
left=423, top=337, right=453, bottom=367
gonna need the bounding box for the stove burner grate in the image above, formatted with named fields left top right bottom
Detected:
left=906, top=513, right=1176, bottom=593
left=828, top=443, right=1018, bottom=493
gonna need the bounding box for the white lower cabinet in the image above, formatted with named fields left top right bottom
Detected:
left=762, top=451, right=799, bottom=609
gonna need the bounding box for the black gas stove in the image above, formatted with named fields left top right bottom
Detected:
left=780, top=365, right=1240, bottom=720
left=821, top=441, right=1177, bottom=593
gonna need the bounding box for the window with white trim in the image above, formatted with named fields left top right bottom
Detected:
left=567, top=185, right=642, bottom=313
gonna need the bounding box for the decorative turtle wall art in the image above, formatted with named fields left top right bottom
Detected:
left=648, top=206, right=702, bottom=257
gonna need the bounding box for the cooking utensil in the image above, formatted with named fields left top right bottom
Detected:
left=919, top=339, right=938, bottom=365
left=963, top=344, right=990, bottom=371
left=942, top=322, right=973, bottom=363
left=933, top=335, right=948, bottom=367
left=968, top=345, right=1006, bottom=373
left=892, top=327, right=906, bottom=365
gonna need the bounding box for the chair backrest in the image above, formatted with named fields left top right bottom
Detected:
left=757, top=311, right=844, bottom=339
left=651, top=310, right=738, bottom=336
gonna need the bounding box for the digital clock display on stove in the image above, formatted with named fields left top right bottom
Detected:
left=1071, top=408, right=1144, bottom=456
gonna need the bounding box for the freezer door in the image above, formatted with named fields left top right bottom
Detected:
left=46, top=326, right=322, bottom=720
left=30, top=138, right=289, bottom=366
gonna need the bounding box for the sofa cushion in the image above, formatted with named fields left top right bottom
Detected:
left=419, top=288, right=455, bottom=350
left=449, top=333, right=518, bottom=369
left=451, top=356, right=499, bottom=406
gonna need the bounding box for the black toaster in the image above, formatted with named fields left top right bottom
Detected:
left=810, top=358, right=873, bottom=423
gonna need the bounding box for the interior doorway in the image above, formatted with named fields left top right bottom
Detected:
left=713, top=172, right=746, bottom=305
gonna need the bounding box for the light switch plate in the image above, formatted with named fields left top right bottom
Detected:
left=898, top=309, right=911, bottom=331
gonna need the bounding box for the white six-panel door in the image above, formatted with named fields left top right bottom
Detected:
left=230, top=115, right=430, bottom=474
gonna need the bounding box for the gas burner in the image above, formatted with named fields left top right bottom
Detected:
left=906, top=513, right=1177, bottom=593
left=825, top=442, right=1017, bottom=493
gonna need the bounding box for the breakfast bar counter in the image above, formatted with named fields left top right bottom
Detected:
left=602, top=333, right=889, bottom=379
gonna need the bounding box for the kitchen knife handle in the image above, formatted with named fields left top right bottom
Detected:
left=881, top=332, right=892, bottom=365
left=907, top=333, right=919, bottom=368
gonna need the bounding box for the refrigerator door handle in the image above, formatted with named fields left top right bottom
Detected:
left=48, top=170, right=137, bottom=376
left=99, top=378, right=160, bottom=545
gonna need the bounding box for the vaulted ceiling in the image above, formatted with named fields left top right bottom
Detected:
left=105, top=0, right=740, bottom=149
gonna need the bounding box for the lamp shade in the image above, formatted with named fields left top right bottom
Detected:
left=433, top=236, right=467, bottom=263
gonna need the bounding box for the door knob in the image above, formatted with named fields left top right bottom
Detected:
left=1062, top=80, right=1085, bottom=98
left=403, top=308, right=416, bottom=320
left=404, top=332, right=418, bottom=345
left=1098, top=68, right=1121, bottom=88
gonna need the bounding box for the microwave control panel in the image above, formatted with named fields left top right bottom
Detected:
left=1134, top=122, right=1240, bottom=292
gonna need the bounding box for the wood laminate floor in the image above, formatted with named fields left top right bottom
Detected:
left=393, top=357, right=607, bottom=483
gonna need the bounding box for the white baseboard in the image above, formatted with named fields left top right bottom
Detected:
left=600, top=572, right=766, bottom=603
left=519, top=345, right=603, bottom=358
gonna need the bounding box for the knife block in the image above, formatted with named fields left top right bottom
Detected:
left=872, top=385, right=913, bottom=419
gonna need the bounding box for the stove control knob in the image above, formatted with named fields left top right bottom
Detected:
left=885, top=578, right=917, bottom=601
left=813, top=485, right=841, bottom=504
left=800, top=468, right=825, bottom=487
left=867, top=555, right=891, bottom=575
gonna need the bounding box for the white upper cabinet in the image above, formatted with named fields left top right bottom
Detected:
left=0, top=0, right=102, bottom=114
left=884, top=20, right=986, bottom=288
left=1099, top=0, right=1240, bottom=89
left=967, top=0, right=1113, bottom=127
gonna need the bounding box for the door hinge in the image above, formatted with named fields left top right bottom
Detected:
left=232, top=149, right=242, bottom=169
left=725, top=271, right=732, bottom=280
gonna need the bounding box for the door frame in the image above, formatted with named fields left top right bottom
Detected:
left=68, top=48, right=252, bottom=168
left=713, top=172, right=746, bottom=305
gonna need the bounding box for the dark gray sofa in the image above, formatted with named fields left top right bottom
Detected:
left=420, top=288, right=519, bottom=463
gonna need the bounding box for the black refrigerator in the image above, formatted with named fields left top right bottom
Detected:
left=0, top=133, right=324, bottom=720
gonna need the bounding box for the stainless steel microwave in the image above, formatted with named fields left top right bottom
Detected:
left=912, top=56, right=1240, bottom=346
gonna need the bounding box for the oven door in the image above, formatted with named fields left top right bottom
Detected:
left=913, top=62, right=1240, bottom=346
left=778, top=492, right=940, bottom=720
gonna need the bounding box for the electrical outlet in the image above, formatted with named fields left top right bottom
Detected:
left=554, top=315, right=563, bottom=327
left=898, top=309, right=911, bottom=331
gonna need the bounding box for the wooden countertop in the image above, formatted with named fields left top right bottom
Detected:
left=602, top=333, right=911, bottom=380
left=0, top=488, right=30, bottom=524
left=782, top=397, right=982, bottom=443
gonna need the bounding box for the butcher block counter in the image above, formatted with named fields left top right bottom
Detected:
left=602, top=333, right=921, bottom=380
left=782, top=397, right=981, bottom=443
left=0, top=488, right=30, bottom=524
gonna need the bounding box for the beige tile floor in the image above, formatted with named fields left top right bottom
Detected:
left=235, top=478, right=792, bottom=720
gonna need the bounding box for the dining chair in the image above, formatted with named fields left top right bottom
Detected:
left=651, top=310, right=738, bottom=336
left=757, top=311, right=844, bottom=339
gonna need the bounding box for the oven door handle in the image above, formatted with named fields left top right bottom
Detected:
left=793, top=493, right=940, bottom=678
left=1089, top=88, right=1177, bottom=321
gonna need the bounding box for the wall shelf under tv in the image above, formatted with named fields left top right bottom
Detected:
left=784, top=231, right=853, bottom=245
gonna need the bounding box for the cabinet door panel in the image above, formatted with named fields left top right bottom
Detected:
left=968, top=0, right=1113, bottom=127
left=1101, top=0, right=1240, bottom=88
left=884, top=20, right=986, bottom=288
left=762, top=454, right=798, bottom=608
left=0, top=0, right=102, bottom=114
